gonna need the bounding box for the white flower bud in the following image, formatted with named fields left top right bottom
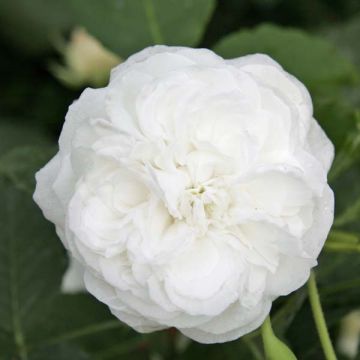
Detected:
left=50, top=27, right=121, bottom=88
left=338, top=310, right=360, bottom=359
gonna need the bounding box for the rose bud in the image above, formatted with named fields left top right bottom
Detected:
left=50, top=27, right=121, bottom=88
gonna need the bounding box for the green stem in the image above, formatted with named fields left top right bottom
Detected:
left=307, top=271, right=337, bottom=360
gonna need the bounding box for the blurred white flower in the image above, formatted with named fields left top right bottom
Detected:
left=50, top=27, right=121, bottom=88
left=338, top=310, right=360, bottom=359
left=34, top=46, right=334, bottom=343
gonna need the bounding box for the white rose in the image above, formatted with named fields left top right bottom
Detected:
left=34, top=45, right=334, bottom=344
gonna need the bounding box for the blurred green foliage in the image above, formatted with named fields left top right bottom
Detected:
left=1, top=0, right=360, bottom=359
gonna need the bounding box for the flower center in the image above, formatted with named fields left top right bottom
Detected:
left=178, top=183, right=230, bottom=234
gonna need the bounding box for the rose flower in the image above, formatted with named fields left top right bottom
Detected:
left=34, top=46, right=334, bottom=343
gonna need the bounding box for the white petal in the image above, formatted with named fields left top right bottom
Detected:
left=110, top=45, right=223, bottom=82
left=307, top=118, right=335, bottom=173
left=61, top=256, right=86, bottom=294
left=180, top=300, right=271, bottom=344
left=59, top=87, right=108, bottom=153
left=33, top=154, right=64, bottom=227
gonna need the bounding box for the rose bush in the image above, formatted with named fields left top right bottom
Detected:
left=34, top=46, right=334, bottom=344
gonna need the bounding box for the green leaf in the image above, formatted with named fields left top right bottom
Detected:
left=0, top=134, right=149, bottom=359
left=331, top=164, right=360, bottom=232
left=0, top=329, right=14, bottom=360
left=69, top=0, right=215, bottom=57
left=317, top=251, right=360, bottom=305
left=334, top=198, right=360, bottom=227
left=0, top=0, right=71, bottom=54
left=328, top=111, right=360, bottom=235
left=0, top=0, right=215, bottom=56
left=0, top=146, right=56, bottom=194
left=0, top=50, right=76, bottom=132
left=0, top=177, right=67, bottom=359
left=30, top=344, right=91, bottom=360
left=31, top=293, right=144, bottom=358
left=213, top=23, right=357, bottom=91
left=313, top=94, right=356, bottom=151
left=261, top=317, right=297, bottom=360
left=323, top=14, right=360, bottom=71
left=328, top=111, right=360, bottom=181
left=0, top=122, right=51, bottom=154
